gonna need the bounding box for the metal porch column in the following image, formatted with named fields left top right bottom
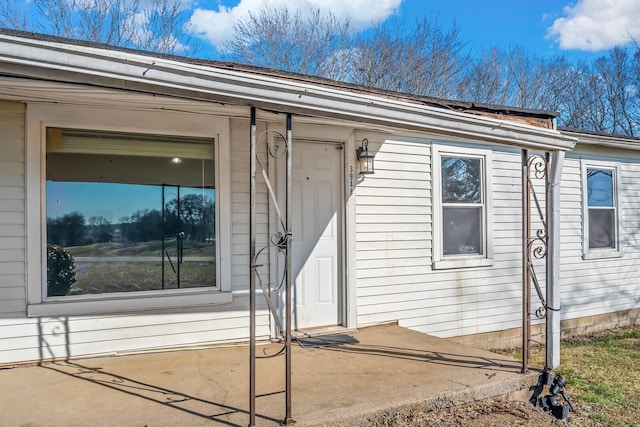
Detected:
left=522, top=149, right=531, bottom=373
left=284, top=113, right=294, bottom=425
left=249, top=107, right=257, bottom=427
left=249, top=108, right=295, bottom=426
left=546, top=150, right=565, bottom=370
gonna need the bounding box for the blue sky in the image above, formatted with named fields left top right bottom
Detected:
left=16, top=0, right=640, bottom=61
left=47, top=182, right=161, bottom=221
left=404, top=0, right=594, bottom=61
left=184, top=0, right=640, bottom=62
left=47, top=182, right=212, bottom=222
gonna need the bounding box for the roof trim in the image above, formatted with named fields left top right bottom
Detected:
left=561, top=128, right=640, bottom=151
left=0, top=28, right=561, bottom=119
left=0, top=31, right=576, bottom=151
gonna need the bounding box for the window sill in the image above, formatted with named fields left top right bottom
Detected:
left=582, top=250, right=623, bottom=261
left=432, top=257, right=494, bottom=270
left=27, top=289, right=233, bottom=317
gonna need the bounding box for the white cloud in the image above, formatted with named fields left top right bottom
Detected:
left=547, top=0, right=640, bottom=51
left=188, top=0, right=401, bottom=50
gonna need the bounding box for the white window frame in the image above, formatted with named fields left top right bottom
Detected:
left=432, top=144, right=494, bottom=269
left=581, top=159, right=622, bottom=260
left=26, top=103, right=233, bottom=317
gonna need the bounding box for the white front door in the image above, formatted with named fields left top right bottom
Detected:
left=292, top=141, right=343, bottom=330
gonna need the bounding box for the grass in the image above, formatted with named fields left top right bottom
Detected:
left=525, top=326, right=640, bottom=426
left=70, top=261, right=216, bottom=294
left=59, top=240, right=217, bottom=294
left=67, top=239, right=214, bottom=257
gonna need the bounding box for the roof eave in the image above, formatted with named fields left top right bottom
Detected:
left=561, top=128, right=640, bottom=151
left=0, top=33, right=577, bottom=152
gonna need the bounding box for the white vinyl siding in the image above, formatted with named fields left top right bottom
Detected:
left=0, top=100, right=26, bottom=318
left=559, top=150, right=640, bottom=321
left=229, top=118, right=271, bottom=327
left=356, top=137, right=526, bottom=338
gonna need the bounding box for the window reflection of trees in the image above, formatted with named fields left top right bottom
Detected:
left=586, top=168, right=613, bottom=206
left=46, top=189, right=215, bottom=247
left=45, top=184, right=216, bottom=296
left=45, top=129, right=216, bottom=296
left=586, top=168, right=616, bottom=249
left=441, top=157, right=482, bottom=203
left=164, top=193, right=215, bottom=243
left=440, top=155, right=484, bottom=256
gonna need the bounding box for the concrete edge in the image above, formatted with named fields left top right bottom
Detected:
left=303, top=372, right=540, bottom=427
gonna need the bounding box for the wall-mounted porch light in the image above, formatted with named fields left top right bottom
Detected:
left=356, top=138, right=375, bottom=175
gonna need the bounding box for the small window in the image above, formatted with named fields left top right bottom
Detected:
left=442, top=156, right=483, bottom=255
left=433, top=145, right=493, bottom=269
left=45, top=128, right=216, bottom=297
left=582, top=162, right=621, bottom=259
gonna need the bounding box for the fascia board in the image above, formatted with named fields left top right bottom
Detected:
left=564, top=131, right=640, bottom=151
left=0, top=34, right=577, bottom=151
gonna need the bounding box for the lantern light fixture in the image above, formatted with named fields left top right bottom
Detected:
left=356, top=138, right=375, bottom=175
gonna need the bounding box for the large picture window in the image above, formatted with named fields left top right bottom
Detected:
left=582, top=161, right=621, bottom=259
left=432, top=145, right=493, bottom=269
left=45, top=128, right=216, bottom=297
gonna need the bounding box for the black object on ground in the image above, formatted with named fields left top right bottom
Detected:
left=296, top=334, right=360, bottom=348
left=530, top=370, right=575, bottom=422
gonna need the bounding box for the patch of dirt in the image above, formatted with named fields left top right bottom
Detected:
left=375, top=397, right=586, bottom=426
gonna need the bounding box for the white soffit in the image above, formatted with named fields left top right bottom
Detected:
left=0, top=34, right=577, bottom=152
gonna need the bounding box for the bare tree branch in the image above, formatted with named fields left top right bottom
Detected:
left=352, top=16, right=469, bottom=98
left=0, top=0, right=199, bottom=55
left=0, top=0, right=32, bottom=30
left=225, top=4, right=354, bottom=79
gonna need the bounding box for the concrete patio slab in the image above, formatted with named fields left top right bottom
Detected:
left=0, top=324, right=538, bottom=426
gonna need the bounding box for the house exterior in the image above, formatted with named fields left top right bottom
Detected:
left=554, top=130, right=640, bottom=335
left=0, top=29, right=636, bottom=367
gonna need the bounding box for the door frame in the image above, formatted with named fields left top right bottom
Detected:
left=271, top=137, right=350, bottom=335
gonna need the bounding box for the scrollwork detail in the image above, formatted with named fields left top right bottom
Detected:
left=527, top=154, right=548, bottom=180
left=532, top=244, right=546, bottom=259
left=525, top=153, right=551, bottom=321
left=256, top=129, right=288, bottom=159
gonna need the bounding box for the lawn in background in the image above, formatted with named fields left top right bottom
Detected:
left=528, top=326, right=640, bottom=426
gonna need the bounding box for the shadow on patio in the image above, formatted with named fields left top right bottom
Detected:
left=0, top=324, right=538, bottom=426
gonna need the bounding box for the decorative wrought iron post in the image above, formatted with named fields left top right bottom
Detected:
left=522, top=150, right=551, bottom=374
left=248, top=108, right=295, bottom=426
